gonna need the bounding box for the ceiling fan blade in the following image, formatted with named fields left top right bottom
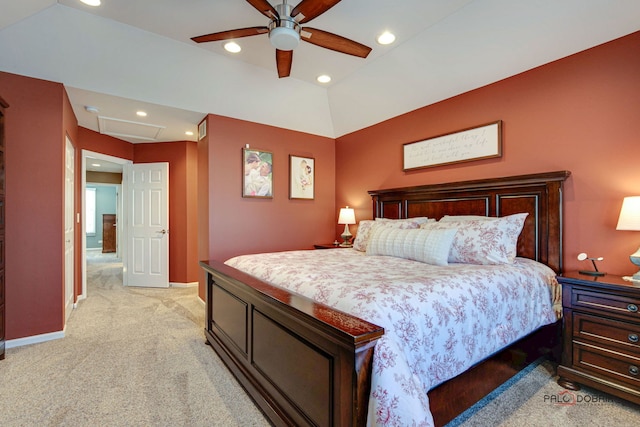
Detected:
left=276, top=50, right=293, bottom=78
left=291, top=0, right=341, bottom=24
left=301, top=27, right=372, bottom=58
left=246, top=0, right=279, bottom=20
left=191, top=27, right=269, bottom=43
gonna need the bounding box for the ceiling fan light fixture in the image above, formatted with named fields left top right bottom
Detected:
left=269, top=26, right=300, bottom=51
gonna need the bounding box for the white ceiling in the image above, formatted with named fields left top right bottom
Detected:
left=0, top=0, right=639, bottom=142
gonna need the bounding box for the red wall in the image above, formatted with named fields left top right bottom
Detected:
left=0, top=72, right=68, bottom=339
left=77, top=126, right=134, bottom=160
left=204, top=114, right=336, bottom=262
left=336, top=31, right=640, bottom=275
left=134, top=141, right=199, bottom=284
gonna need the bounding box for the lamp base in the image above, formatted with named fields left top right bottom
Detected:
left=340, top=223, right=353, bottom=247
left=579, top=270, right=606, bottom=276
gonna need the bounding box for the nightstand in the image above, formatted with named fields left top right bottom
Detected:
left=556, top=271, right=640, bottom=405
left=314, top=243, right=348, bottom=249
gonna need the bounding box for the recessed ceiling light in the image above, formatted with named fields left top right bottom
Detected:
left=317, top=75, right=331, bottom=84
left=185, top=131, right=194, bottom=136
left=136, top=111, right=147, bottom=117
left=224, top=42, right=241, bottom=53
left=377, top=31, right=396, bottom=45
left=80, top=0, right=101, bottom=6
left=91, top=163, right=101, bottom=167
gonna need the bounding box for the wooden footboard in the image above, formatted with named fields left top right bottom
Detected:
left=200, top=260, right=384, bottom=427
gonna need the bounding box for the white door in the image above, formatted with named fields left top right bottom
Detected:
left=64, top=137, right=75, bottom=320
left=125, top=162, right=169, bottom=288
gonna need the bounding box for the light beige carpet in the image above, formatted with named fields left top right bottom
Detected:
left=0, top=251, right=270, bottom=426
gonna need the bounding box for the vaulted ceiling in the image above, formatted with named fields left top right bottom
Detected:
left=1, top=1, right=639, bottom=143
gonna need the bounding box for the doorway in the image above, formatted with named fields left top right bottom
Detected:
left=80, top=150, right=130, bottom=301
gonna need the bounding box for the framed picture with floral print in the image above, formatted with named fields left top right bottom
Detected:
left=289, top=155, right=314, bottom=200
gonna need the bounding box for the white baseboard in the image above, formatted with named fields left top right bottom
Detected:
left=169, top=281, right=198, bottom=288
left=6, top=329, right=65, bottom=349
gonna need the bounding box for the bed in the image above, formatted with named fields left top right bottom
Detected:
left=200, top=170, right=570, bottom=426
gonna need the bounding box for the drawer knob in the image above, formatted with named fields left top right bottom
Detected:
left=628, top=304, right=639, bottom=313
left=630, top=334, right=640, bottom=343
left=630, top=365, right=639, bottom=376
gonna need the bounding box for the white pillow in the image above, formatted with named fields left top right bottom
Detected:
left=352, top=219, right=420, bottom=252
left=421, top=213, right=528, bottom=265
left=365, top=226, right=457, bottom=266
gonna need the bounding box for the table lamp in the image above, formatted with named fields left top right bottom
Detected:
left=616, top=196, right=640, bottom=280
left=338, top=206, right=356, bottom=247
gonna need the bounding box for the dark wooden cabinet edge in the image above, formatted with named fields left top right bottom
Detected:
left=0, top=96, right=7, bottom=360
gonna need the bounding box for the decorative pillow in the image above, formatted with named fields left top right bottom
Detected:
left=421, top=213, right=528, bottom=265
left=365, top=226, right=457, bottom=266
left=352, top=219, right=420, bottom=252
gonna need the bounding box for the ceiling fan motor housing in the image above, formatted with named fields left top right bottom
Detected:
left=269, top=2, right=301, bottom=51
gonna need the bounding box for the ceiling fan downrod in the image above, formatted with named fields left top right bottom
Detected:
left=269, top=1, right=301, bottom=51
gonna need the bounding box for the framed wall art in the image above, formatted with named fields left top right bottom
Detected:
left=289, top=155, right=314, bottom=200
left=403, top=120, right=502, bottom=171
left=243, top=148, right=273, bottom=198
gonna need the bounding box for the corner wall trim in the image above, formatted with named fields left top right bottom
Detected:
left=169, top=282, right=198, bottom=288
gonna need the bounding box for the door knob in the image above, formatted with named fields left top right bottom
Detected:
left=157, top=229, right=167, bottom=234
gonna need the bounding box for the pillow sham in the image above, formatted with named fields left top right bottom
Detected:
left=365, top=226, right=457, bottom=266
left=352, top=219, right=420, bottom=252
left=421, top=213, right=528, bottom=265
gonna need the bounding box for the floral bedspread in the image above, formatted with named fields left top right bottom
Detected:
left=225, top=249, right=559, bottom=427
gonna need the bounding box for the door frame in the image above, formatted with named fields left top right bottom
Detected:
left=64, top=136, right=74, bottom=321
left=80, top=150, right=132, bottom=301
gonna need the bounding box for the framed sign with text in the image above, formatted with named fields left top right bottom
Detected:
left=403, top=121, right=502, bottom=171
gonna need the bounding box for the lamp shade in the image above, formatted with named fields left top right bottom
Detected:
left=616, top=196, right=640, bottom=231
left=338, top=207, right=356, bottom=225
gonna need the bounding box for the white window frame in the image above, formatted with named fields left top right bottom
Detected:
left=86, top=187, right=97, bottom=236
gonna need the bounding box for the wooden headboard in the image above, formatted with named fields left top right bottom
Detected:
left=368, top=171, right=571, bottom=273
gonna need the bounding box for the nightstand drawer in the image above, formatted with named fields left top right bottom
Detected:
left=571, top=287, right=640, bottom=321
left=573, top=311, right=640, bottom=352
left=573, top=341, right=640, bottom=387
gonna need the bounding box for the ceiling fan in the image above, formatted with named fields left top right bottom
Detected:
left=191, top=0, right=372, bottom=78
